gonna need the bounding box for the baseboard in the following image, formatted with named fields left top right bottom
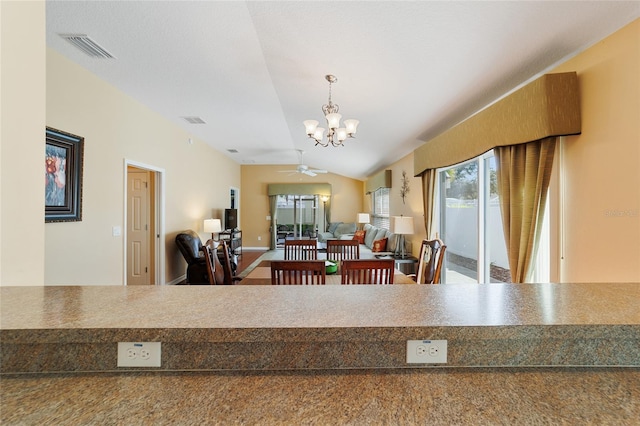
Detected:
left=242, top=247, right=270, bottom=251
left=166, top=275, right=186, bottom=285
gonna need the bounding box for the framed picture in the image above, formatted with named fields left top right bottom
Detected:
left=45, top=127, right=84, bottom=222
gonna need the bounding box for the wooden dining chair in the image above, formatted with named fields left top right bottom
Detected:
left=284, top=239, right=318, bottom=260
left=270, top=260, right=326, bottom=285
left=202, top=240, right=242, bottom=285
left=409, top=238, right=447, bottom=284
left=326, top=239, right=360, bottom=262
left=340, top=259, right=395, bottom=285
left=200, top=244, right=217, bottom=285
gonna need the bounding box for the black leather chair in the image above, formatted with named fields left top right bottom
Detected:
left=175, top=230, right=209, bottom=284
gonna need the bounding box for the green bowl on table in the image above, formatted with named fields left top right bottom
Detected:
left=325, top=260, right=338, bottom=275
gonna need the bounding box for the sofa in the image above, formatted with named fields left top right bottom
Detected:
left=319, top=222, right=410, bottom=258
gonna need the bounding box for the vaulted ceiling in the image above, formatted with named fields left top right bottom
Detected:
left=46, top=1, right=639, bottom=180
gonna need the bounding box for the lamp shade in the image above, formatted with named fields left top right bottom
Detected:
left=303, top=120, right=319, bottom=136
left=313, top=127, right=326, bottom=141
left=357, top=213, right=370, bottom=224
left=204, top=218, right=222, bottom=233
left=325, top=113, right=342, bottom=130
left=344, top=119, right=359, bottom=135
left=391, top=216, right=414, bottom=235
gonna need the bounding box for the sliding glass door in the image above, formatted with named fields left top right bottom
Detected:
left=276, top=195, right=320, bottom=244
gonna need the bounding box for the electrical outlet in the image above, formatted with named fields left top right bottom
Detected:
left=117, top=342, right=161, bottom=367
left=406, top=340, right=447, bottom=364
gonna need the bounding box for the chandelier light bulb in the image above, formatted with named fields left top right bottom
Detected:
left=303, top=75, right=359, bottom=147
left=304, top=120, right=319, bottom=136
left=336, top=128, right=348, bottom=142
left=325, top=113, right=342, bottom=130
left=344, top=119, right=359, bottom=136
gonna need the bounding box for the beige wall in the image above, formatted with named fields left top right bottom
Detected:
left=241, top=165, right=364, bottom=249
left=44, top=50, right=240, bottom=285
left=550, top=19, right=639, bottom=282
left=0, top=1, right=46, bottom=286
left=371, top=154, right=425, bottom=257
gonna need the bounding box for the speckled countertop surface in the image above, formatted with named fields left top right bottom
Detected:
left=2, top=283, right=639, bottom=330
left=2, top=368, right=639, bottom=425
left=1, top=283, right=639, bottom=423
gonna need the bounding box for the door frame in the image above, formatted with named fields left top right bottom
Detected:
left=123, top=159, right=166, bottom=285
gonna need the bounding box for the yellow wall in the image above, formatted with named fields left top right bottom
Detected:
left=0, top=1, right=46, bottom=285
left=44, top=50, right=240, bottom=284
left=551, top=19, right=639, bottom=282
left=379, top=19, right=640, bottom=282
left=240, top=165, right=364, bottom=248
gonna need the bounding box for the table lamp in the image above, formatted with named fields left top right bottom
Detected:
left=357, top=213, right=370, bottom=230
left=391, top=216, right=414, bottom=258
left=204, top=218, right=222, bottom=241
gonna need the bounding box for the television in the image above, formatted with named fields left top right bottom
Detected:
left=225, top=208, right=237, bottom=230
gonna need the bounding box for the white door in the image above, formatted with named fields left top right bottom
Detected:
left=127, top=170, right=150, bottom=285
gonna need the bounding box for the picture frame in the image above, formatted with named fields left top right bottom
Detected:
left=45, top=127, right=84, bottom=222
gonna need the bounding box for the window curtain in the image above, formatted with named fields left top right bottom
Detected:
left=324, top=198, right=332, bottom=232
left=494, top=137, right=557, bottom=283
left=421, top=169, right=437, bottom=239
left=269, top=195, right=278, bottom=250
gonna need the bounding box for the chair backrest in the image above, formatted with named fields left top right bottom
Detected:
left=270, top=260, right=326, bottom=285
left=415, top=238, right=447, bottom=284
left=216, top=240, right=237, bottom=285
left=175, top=230, right=204, bottom=264
left=284, top=239, right=318, bottom=260
left=200, top=244, right=218, bottom=285
left=327, top=239, right=360, bottom=262
left=341, top=259, right=395, bottom=285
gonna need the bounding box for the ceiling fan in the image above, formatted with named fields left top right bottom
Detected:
left=279, top=150, right=328, bottom=177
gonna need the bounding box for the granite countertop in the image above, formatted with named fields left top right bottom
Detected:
left=2, top=368, right=639, bottom=425
left=1, top=283, right=639, bottom=423
left=2, top=282, right=639, bottom=330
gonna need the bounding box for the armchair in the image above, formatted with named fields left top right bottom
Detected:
left=175, top=230, right=209, bottom=284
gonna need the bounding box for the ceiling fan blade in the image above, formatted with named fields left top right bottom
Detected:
left=303, top=170, right=317, bottom=177
left=311, top=169, right=328, bottom=174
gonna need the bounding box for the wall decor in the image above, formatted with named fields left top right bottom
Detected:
left=45, top=127, right=84, bottom=222
left=400, top=170, right=410, bottom=204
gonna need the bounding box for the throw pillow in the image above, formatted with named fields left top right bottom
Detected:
left=372, top=237, right=388, bottom=253
left=364, top=226, right=378, bottom=248
left=328, top=222, right=342, bottom=234
left=353, top=230, right=366, bottom=244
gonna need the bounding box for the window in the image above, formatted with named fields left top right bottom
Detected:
left=276, top=194, right=319, bottom=238
left=371, top=187, right=390, bottom=229
left=438, top=150, right=549, bottom=283
left=438, top=151, right=509, bottom=283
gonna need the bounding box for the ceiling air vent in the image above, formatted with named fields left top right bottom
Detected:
left=59, top=34, right=115, bottom=59
left=227, top=149, right=239, bottom=153
left=182, top=116, right=206, bottom=124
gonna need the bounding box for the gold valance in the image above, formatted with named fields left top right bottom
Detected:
left=365, top=170, right=392, bottom=194
left=267, top=183, right=331, bottom=196
left=414, top=72, right=581, bottom=175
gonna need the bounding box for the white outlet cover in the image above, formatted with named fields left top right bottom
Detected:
left=406, top=340, right=448, bottom=364
left=117, top=342, right=161, bottom=367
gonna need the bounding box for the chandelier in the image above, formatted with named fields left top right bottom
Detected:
left=303, top=75, right=359, bottom=147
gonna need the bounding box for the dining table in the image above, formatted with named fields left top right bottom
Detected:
left=238, top=260, right=416, bottom=285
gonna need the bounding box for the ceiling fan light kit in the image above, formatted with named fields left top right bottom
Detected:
left=304, top=75, right=359, bottom=147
